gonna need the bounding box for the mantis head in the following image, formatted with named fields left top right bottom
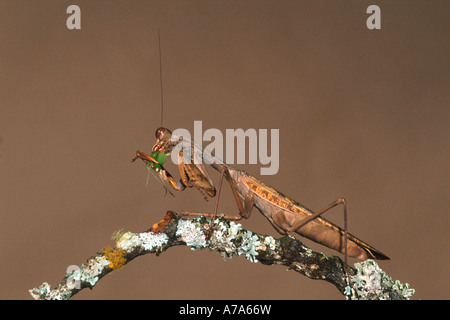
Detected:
left=152, top=127, right=180, bottom=154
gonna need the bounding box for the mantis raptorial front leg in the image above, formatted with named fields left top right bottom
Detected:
left=180, top=168, right=250, bottom=233
left=180, top=169, right=244, bottom=229
left=132, top=150, right=185, bottom=193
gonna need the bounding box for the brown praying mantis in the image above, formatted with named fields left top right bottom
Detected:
left=132, top=127, right=390, bottom=263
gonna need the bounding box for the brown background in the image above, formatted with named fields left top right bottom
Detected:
left=1, top=1, right=448, bottom=300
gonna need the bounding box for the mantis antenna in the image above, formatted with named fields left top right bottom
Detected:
left=158, top=28, right=164, bottom=127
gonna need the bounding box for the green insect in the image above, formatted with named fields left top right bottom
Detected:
left=132, top=147, right=175, bottom=197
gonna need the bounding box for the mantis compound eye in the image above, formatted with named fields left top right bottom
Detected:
left=155, top=127, right=172, bottom=141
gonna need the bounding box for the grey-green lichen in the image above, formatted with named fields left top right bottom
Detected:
left=345, top=259, right=415, bottom=300
left=263, top=235, right=277, bottom=250
left=29, top=256, right=111, bottom=300
left=176, top=219, right=208, bottom=249
left=29, top=230, right=170, bottom=300
left=209, top=217, right=262, bottom=263
left=30, top=214, right=414, bottom=300
left=29, top=282, right=56, bottom=300
left=67, top=256, right=110, bottom=288
left=115, top=231, right=169, bottom=252
left=139, top=232, right=169, bottom=251
left=173, top=216, right=263, bottom=263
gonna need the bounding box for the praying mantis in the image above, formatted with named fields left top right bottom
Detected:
left=133, top=127, right=390, bottom=263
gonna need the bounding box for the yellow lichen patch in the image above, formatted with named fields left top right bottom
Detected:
left=102, top=246, right=127, bottom=270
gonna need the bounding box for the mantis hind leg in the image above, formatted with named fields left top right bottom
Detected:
left=272, top=197, right=352, bottom=288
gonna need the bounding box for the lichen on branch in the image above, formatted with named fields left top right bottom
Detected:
left=29, top=211, right=414, bottom=300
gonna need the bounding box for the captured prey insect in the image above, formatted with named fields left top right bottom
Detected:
left=133, top=127, right=390, bottom=262
left=131, top=148, right=175, bottom=197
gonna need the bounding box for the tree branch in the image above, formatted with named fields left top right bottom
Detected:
left=29, top=211, right=414, bottom=300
